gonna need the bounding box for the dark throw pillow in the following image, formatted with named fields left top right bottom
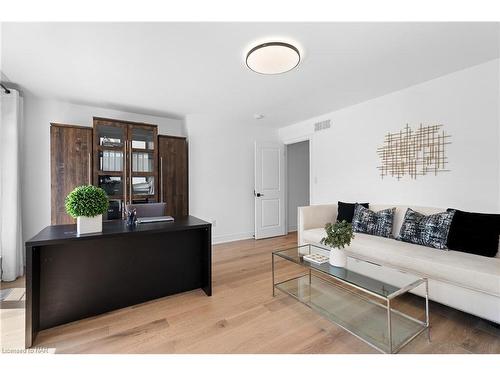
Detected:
left=352, top=204, right=395, bottom=238
left=446, top=209, right=500, bottom=257
left=337, top=201, right=369, bottom=223
left=398, top=208, right=455, bottom=250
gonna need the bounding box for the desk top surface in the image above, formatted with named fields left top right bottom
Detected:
left=26, top=215, right=211, bottom=247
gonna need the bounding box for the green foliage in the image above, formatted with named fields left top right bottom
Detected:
left=320, top=220, right=355, bottom=249
left=65, top=185, right=109, bottom=218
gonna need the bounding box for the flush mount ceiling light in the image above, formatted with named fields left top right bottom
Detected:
left=246, top=42, right=300, bottom=75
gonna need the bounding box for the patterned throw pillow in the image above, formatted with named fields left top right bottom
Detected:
left=352, top=204, right=395, bottom=238
left=398, top=208, right=455, bottom=250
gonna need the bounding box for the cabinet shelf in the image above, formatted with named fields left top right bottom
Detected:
left=131, top=194, right=156, bottom=199
left=97, top=145, right=124, bottom=151
left=96, top=170, right=155, bottom=176
left=101, top=195, right=156, bottom=200
left=132, top=148, right=154, bottom=153
left=97, top=171, right=123, bottom=176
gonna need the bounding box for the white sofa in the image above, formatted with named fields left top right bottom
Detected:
left=298, top=203, right=500, bottom=324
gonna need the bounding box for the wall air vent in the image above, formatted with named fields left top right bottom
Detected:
left=314, top=119, right=331, bottom=132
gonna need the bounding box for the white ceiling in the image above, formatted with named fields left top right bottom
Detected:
left=2, top=22, right=499, bottom=127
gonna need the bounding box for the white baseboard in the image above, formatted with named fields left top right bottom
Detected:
left=212, top=231, right=254, bottom=245
left=288, top=225, right=297, bottom=232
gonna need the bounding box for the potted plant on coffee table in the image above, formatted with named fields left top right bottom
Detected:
left=320, top=220, right=355, bottom=267
left=65, top=185, right=109, bottom=235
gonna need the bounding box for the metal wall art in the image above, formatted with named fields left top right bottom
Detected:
left=377, top=124, right=451, bottom=180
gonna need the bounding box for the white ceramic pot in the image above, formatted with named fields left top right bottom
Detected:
left=77, top=214, right=103, bottom=235
left=329, top=247, right=347, bottom=267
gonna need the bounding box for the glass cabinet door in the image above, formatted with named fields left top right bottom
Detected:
left=93, top=119, right=159, bottom=217
left=131, top=127, right=155, bottom=173
left=128, top=125, right=158, bottom=203
left=93, top=120, right=128, bottom=220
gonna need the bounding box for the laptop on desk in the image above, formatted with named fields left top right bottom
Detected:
left=136, top=216, right=175, bottom=224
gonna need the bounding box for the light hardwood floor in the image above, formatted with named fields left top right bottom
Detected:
left=1, top=233, right=499, bottom=354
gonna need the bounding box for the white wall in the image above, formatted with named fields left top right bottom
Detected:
left=186, top=114, right=279, bottom=244
left=287, top=141, right=309, bottom=231
left=22, top=96, right=184, bottom=241
left=279, top=59, right=500, bottom=213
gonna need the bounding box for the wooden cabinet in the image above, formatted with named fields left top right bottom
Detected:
left=93, top=117, right=158, bottom=218
left=50, top=124, right=93, bottom=224
left=50, top=120, right=188, bottom=223
left=158, top=135, right=188, bottom=217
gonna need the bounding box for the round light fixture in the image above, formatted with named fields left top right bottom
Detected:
left=246, top=42, right=300, bottom=75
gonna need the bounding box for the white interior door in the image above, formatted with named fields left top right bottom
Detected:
left=254, top=141, right=285, bottom=239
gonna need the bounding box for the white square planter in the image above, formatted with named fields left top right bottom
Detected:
left=77, top=214, right=103, bottom=235
left=329, top=247, right=347, bottom=267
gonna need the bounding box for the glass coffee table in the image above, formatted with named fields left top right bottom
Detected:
left=272, top=244, right=429, bottom=353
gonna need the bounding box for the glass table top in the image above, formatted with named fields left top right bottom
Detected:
left=273, top=244, right=423, bottom=299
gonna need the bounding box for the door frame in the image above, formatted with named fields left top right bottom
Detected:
left=283, top=135, right=313, bottom=234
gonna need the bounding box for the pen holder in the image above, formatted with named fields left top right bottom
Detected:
left=126, top=208, right=137, bottom=227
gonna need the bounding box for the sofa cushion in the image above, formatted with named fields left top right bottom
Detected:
left=302, top=228, right=500, bottom=296
left=397, top=208, right=455, bottom=250
left=369, top=205, right=446, bottom=238
left=337, top=201, right=369, bottom=223
left=446, top=209, right=500, bottom=258
left=352, top=204, right=395, bottom=238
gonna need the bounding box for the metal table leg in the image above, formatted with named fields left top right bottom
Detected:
left=425, top=278, right=431, bottom=342
left=272, top=253, right=275, bottom=297
left=387, top=298, right=393, bottom=353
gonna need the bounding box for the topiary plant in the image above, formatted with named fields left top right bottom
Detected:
left=320, top=220, right=355, bottom=249
left=65, top=185, right=109, bottom=218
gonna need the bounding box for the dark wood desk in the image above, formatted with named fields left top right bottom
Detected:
left=25, top=216, right=211, bottom=348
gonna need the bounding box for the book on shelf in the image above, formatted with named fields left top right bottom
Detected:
left=110, top=151, right=114, bottom=171
left=117, top=152, right=122, bottom=171
left=113, top=152, right=117, bottom=172
left=139, top=153, right=145, bottom=172
left=103, top=150, right=109, bottom=171
left=113, top=151, right=118, bottom=171
left=133, top=153, right=138, bottom=172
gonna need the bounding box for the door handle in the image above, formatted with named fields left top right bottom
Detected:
left=256, top=192, right=264, bottom=197
left=160, top=156, right=164, bottom=203
left=129, top=140, right=132, bottom=203
left=88, top=153, right=91, bottom=185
